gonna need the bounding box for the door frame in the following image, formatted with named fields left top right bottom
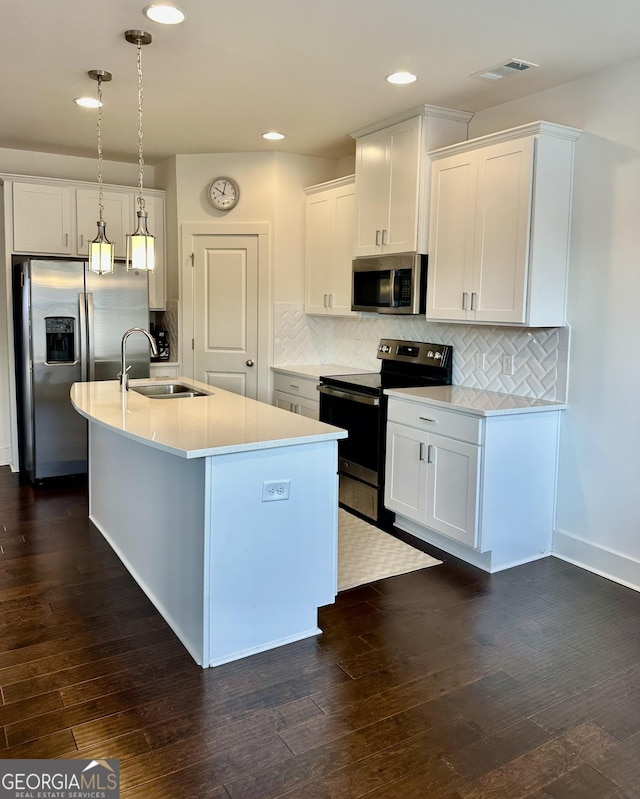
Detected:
left=180, top=223, right=271, bottom=403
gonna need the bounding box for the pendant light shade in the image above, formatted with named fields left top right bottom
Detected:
left=90, top=220, right=115, bottom=275
left=125, top=30, right=155, bottom=272
left=127, top=202, right=155, bottom=271
left=87, top=70, right=115, bottom=275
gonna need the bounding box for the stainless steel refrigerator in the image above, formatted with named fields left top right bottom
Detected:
left=13, top=257, right=151, bottom=483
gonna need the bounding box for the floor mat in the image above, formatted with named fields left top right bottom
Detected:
left=338, top=508, right=441, bottom=591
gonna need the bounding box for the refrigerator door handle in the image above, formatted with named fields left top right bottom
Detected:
left=78, top=292, right=88, bottom=381
left=86, top=291, right=95, bottom=381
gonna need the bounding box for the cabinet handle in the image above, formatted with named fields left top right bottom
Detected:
left=427, top=444, right=434, bottom=464
left=462, top=292, right=469, bottom=311
left=289, top=383, right=300, bottom=389
left=419, top=442, right=427, bottom=461
left=80, top=234, right=84, bottom=249
left=419, top=416, right=436, bottom=423
left=375, top=229, right=381, bottom=246
left=65, top=233, right=69, bottom=248
left=294, top=404, right=301, bottom=414
left=328, top=294, right=333, bottom=308
left=471, top=292, right=477, bottom=311
left=381, top=229, right=388, bottom=246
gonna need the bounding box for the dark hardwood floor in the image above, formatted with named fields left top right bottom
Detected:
left=1, top=465, right=639, bottom=797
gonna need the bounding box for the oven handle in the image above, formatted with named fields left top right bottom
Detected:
left=317, top=384, right=380, bottom=407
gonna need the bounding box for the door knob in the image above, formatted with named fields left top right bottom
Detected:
left=246, top=359, right=254, bottom=367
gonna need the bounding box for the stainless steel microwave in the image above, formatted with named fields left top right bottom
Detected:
left=352, top=253, right=426, bottom=314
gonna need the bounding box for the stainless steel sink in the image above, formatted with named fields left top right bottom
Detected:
left=132, top=383, right=209, bottom=399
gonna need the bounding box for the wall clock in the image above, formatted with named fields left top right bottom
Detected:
left=208, top=176, right=240, bottom=211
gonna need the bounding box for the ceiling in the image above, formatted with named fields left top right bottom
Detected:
left=2, top=0, right=639, bottom=165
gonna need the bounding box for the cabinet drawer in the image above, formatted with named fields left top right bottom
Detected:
left=387, top=398, right=482, bottom=444
left=273, top=372, right=320, bottom=403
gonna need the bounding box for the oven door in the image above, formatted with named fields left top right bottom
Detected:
left=318, top=385, right=382, bottom=520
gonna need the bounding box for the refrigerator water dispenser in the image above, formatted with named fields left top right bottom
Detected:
left=45, top=317, right=75, bottom=363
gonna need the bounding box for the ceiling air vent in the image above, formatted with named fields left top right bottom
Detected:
left=471, top=58, right=539, bottom=82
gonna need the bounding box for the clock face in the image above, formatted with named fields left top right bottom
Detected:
left=208, top=177, right=239, bottom=210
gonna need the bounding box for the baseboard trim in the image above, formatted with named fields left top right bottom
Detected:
left=553, top=529, right=640, bottom=593
left=0, top=447, right=13, bottom=468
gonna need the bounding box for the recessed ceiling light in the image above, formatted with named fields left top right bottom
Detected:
left=74, top=97, right=102, bottom=108
left=143, top=4, right=186, bottom=24
left=386, top=71, right=417, bottom=85
left=263, top=131, right=285, bottom=140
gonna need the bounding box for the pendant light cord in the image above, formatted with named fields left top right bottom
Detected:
left=136, top=40, right=145, bottom=214
left=96, top=77, right=104, bottom=224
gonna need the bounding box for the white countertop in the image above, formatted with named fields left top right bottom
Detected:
left=71, top=377, right=347, bottom=459
left=385, top=385, right=567, bottom=416
left=272, top=364, right=370, bottom=379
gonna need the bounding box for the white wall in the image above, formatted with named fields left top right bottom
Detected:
left=168, top=151, right=336, bottom=303
left=469, top=60, right=640, bottom=588
left=0, top=146, right=157, bottom=188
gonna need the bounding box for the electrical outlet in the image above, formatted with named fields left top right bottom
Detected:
left=475, top=352, right=486, bottom=371
left=261, top=480, right=291, bottom=502
left=501, top=354, right=514, bottom=375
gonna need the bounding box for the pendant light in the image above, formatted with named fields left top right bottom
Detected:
left=125, top=30, right=155, bottom=272
left=88, top=69, right=115, bottom=275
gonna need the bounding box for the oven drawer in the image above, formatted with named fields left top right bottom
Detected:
left=387, top=398, right=482, bottom=444
left=273, top=372, right=320, bottom=403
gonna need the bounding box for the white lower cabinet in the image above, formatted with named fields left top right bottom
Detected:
left=272, top=371, right=320, bottom=420
left=385, top=395, right=561, bottom=572
left=386, top=422, right=480, bottom=549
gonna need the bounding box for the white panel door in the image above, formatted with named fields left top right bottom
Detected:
left=425, top=434, right=480, bottom=547
left=354, top=130, right=389, bottom=255
left=472, top=137, right=534, bottom=324
left=305, top=193, right=332, bottom=314
left=76, top=189, right=131, bottom=259
left=426, top=152, right=476, bottom=321
left=386, top=116, right=421, bottom=254
left=193, top=235, right=259, bottom=398
left=13, top=183, right=72, bottom=254
left=384, top=422, right=429, bottom=525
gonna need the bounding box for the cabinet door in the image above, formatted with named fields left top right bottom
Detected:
left=384, top=422, right=429, bottom=525
left=426, top=151, right=477, bottom=321
left=13, top=183, right=72, bottom=254
left=144, top=194, right=166, bottom=311
left=329, top=185, right=356, bottom=315
left=305, top=193, right=332, bottom=314
left=385, top=116, right=421, bottom=254
left=76, top=189, right=131, bottom=259
left=354, top=129, right=390, bottom=256
left=274, top=391, right=296, bottom=413
left=471, top=137, right=534, bottom=324
left=425, top=433, right=480, bottom=547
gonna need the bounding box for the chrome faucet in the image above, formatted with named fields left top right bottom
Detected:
left=119, top=328, right=158, bottom=391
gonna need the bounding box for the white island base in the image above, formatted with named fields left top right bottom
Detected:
left=86, top=413, right=340, bottom=668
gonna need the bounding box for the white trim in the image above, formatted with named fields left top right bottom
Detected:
left=350, top=104, right=473, bottom=139
left=553, top=529, right=640, bottom=593
left=180, top=222, right=271, bottom=403
left=428, top=121, right=582, bottom=159
left=208, top=628, right=322, bottom=668
left=303, top=174, right=355, bottom=195
left=0, top=447, right=13, bottom=467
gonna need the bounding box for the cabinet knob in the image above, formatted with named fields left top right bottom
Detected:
left=246, top=359, right=254, bottom=367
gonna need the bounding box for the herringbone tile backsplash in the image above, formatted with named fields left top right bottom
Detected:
left=274, top=304, right=570, bottom=402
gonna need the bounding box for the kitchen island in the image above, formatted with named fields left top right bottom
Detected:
left=71, top=377, right=347, bottom=668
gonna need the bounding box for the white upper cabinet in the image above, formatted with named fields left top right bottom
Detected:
left=7, top=176, right=166, bottom=310
left=427, top=121, right=581, bottom=326
left=76, top=189, right=132, bottom=260
left=352, top=106, right=472, bottom=258
left=304, top=175, right=356, bottom=316
left=13, top=182, right=73, bottom=255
